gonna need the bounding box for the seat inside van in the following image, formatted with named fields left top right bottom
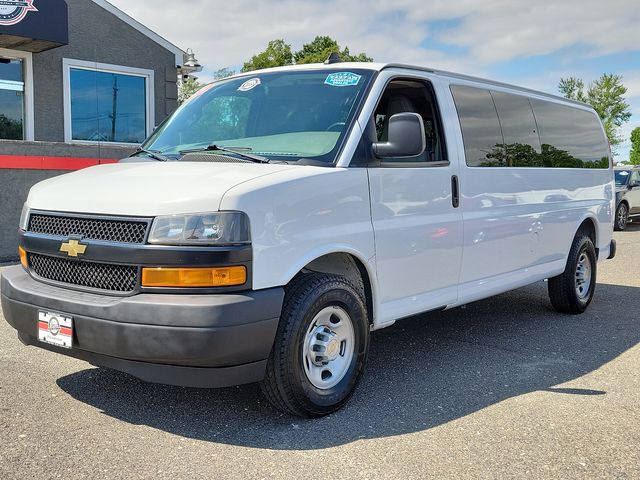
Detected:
left=375, top=80, right=445, bottom=162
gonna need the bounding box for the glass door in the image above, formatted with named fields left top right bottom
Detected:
left=0, top=57, right=25, bottom=140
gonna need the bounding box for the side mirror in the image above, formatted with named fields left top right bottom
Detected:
left=373, top=113, right=426, bottom=158
left=630, top=180, right=640, bottom=188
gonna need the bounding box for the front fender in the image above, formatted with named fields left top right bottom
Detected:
left=219, top=166, right=376, bottom=290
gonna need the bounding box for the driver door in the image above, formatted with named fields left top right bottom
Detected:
left=366, top=76, right=463, bottom=325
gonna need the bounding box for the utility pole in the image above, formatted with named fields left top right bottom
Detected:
left=110, top=76, right=119, bottom=142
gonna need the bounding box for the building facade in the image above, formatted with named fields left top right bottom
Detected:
left=0, top=0, right=186, bottom=261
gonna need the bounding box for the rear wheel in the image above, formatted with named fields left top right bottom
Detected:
left=260, top=273, right=370, bottom=417
left=548, top=232, right=597, bottom=314
left=614, top=203, right=628, bottom=231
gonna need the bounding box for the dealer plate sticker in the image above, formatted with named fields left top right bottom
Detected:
left=325, top=72, right=361, bottom=87
left=38, top=311, right=73, bottom=349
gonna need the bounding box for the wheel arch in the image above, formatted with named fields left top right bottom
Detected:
left=557, top=215, right=599, bottom=264
left=577, top=216, right=597, bottom=244
left=617, top=199, right=630, bottom=212
left=284, top=250, right=377, bottom=325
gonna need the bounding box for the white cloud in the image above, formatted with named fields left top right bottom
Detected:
left=107, top=0, right=640, bottom=72
left=622, top=71, right=640, bottom=99
left=435, top=0, right=640, bottom=64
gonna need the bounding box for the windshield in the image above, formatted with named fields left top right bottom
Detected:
left=615, top=170, right=630, bottom=186
left=143, top=69, right=373, bottom=163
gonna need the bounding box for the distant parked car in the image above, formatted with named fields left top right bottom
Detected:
left=614, top=166, right=640, bottom=230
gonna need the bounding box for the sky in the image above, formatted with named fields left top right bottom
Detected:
left=110, top=0, right=640, bottom=160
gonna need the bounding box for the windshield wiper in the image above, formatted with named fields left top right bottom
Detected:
left=130, top=148, right=171, bottom=162
left=179, top=144, right=269, bottom=164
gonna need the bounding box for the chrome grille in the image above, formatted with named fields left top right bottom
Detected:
left=28, top=214, right=148, bottom=244
left=29, top=254, right=138, bottom=292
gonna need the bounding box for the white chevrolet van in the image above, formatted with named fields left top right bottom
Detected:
left=1, top=62, right=616, bottom=417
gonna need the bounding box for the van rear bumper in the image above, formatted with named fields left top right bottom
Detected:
left=1, top=266, right=284, bottom=388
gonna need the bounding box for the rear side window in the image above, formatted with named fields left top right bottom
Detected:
left=530, top=100, right=609, bottom=168
left=491, top=91, right=542, bottom=167
left=450, top=85, right=504, bottom=167
left=451, top=85, right=609, bottom=168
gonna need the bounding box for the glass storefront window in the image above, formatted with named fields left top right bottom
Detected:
left=0, top=58, right=25, bottom=140
left=69, top=67, right=147, bottom=144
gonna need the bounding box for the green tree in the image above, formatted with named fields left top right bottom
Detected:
left=559, top=74, right=632, bottom=153
left=241, top=36, right=373, bottom=72
left=558, top=77, right=587, bottom=103
left=213, top=67, right=236, bottom=80
left=178, top=77, right=204, bottom=104
left=630, top=127, right=640, bottom=165
left=294, top=35, right=373, bottom=64
left=0, top=114, right=23, bottom=140
left=241, top=39, right=294, bottom=73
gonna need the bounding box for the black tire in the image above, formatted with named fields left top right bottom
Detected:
left=614, top=203, right=629, bottom=231
left=548, top=232, right=597, bottom=314
left=260, top=273, right=370, bottom=417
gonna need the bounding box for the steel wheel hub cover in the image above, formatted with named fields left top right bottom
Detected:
left=302, top=306, right=355, bottom=390
left=575, top=252, right=592, bottom=299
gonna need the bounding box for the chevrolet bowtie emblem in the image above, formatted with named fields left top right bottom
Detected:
left=60, top=240, right=87, bottom=257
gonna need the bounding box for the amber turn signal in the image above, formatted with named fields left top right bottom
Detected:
left=141, top=266, right=247, bottom=288
left=18, top=247, right=28, bottom=269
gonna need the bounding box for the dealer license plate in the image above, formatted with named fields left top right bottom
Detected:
left=38, top=311, right=73, bottom=349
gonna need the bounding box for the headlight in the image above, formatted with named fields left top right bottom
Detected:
left=148, top=212, right=250, bottom=245
left=19, top=204, right=30, bottom=230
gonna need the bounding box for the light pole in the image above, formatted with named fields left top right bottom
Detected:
left=177, top=48, right=203, bottom=101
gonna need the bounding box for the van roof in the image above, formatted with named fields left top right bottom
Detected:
left=231, top=62, right=590, bottom=109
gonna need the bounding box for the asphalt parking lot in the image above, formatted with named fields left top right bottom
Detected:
left=1, top=224, right=639, bottom=479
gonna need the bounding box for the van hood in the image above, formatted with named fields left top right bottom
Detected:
left=26, top=162, right=296, bottom=217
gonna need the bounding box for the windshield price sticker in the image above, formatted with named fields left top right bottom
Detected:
left=325, top=72, right=361, bottom=87
left=238, top=78, right=261, bottom=91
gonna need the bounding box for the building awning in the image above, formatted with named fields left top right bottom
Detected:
left=0, top=0, right=68, bottom=53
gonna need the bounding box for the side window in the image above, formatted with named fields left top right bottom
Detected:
left=631, top=170, right=640, bottom=185
left=450, top=85, right=504, bottom=167
left=69, top=67, right=148, bottom=144
left=452, top=85, right=610, bottom=169
left=530, top=99, right=609, bottom=168
left=0, top=57, right=25, bottom=140
left=373, top=79, right=446, bottom=163
left=490, top=91, right=541, bottom=167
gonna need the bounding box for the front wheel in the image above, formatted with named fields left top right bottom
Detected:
left=548, top=232, right=597, bottom=314
left=614, top=203, right=628, bottom=231
left=260, top=273, right=370, bottom=417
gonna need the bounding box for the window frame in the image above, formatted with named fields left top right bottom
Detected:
left=62, top=58, right=155, bottom=146
left=368, top=76, right=450, bottom=169
left=0, top=47, right=34, bottom=141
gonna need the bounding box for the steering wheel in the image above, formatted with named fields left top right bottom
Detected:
left=326, top=122, right=346, bottom=131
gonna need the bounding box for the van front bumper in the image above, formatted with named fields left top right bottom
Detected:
left=0, top=266, right=284, bottom=388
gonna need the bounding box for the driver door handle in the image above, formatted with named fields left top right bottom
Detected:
left=451, top=175, right=460, bottom=208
